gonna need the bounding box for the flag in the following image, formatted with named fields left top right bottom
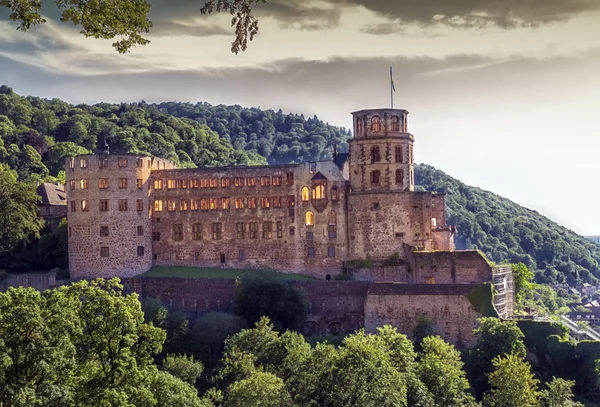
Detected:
left=390, top=67, right=396, bottom=92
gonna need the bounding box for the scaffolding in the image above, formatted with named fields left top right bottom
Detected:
left=492, top=264, right=515, bottom=319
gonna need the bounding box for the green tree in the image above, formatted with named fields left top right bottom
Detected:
left=0, top=164, right=43, bottom=253
left=191, top=311, right=248, bottom=367
left=224, top=371, right=292, bottom=407
left=483, top=353, right=540, bottom=407
left=162, top=354, right=204, bottom=386
left=540, top=377, right=584, bottom=407
left=512, top=263, right=536, bottom=304
left=417, top=336, right=475, bottom=407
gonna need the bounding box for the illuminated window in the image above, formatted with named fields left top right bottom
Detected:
left=312, top=185, right=325, bottom=200
left=209, top=178, right=218, bottom=188
left=80, top=158, right=88, bottom=168
left=273, top=197, right=282, bottom=208
left=395, top=146, right=403, bottom=163
left=69, top=158, right=75, bottom=170
left=287, top=196, right=295, bottom=207
left=221, top=178, right=231, bottom=187
left=272, top=176, right=281, bottom=186
left=260, top=176, right=270, bottom=186
left=396, top=169, right=404, bottom=186
left=212, top=223, right=222, bottom=240
left=247, top=177, right=257, bottom=187
left=200, top=179, right=209, bottom=188
left=391, top=115, right=400, bottom=131
left=301, top=187, right=310, bottom=201
left=356, top=117, right=363, bottom=135
left=119, top=199, right=128, bottom=211
left=235, top=198, right=245, bottom=209
left=191, top=199, right=199, bottom=211
left=193, top=224, right=202, bottom=240
left=99, top=179, right=109, bottom=189
left=167, top=200, right=176, bottom=211
left=371, top=115, right=381, bottom=132
left=370, top=146, right=381, bottom=163
left=248, top=197, right=257, bottom=209
left=261, top=197, right=270, bottom=209
left=209, top=198, right=218, bottom=210
left=328, top=210, right=337, bottom=225
left=153, top=179, right=163, bottom=190
left=331, top=187, right=339, bottom=200
left=236, top=223, right=246, bottom=239
left=173, top=224, right=183, bottom=241
left=262, top=222, right=273, bottom=239
left=136, top=179, right=143, bottom=189
left=118, top=178, right=128, bottom=189
left=167, top=180, right=176, bottom=189
left=190, top=179, right=199, bottom=188
left=99, top=200, right=109, bottom=212
left=179, top=199, right=188, bottom=211
left=118, top=158, right=128, bottom=168
left=69, top=180, right=76, bottom=190
left=425, top=277, right=436, bottom=284
left=234, top=177, right=245, bottom=187
left=371, top=170, right=381, bottom=186
left=200, top=199, right=208, bottom=210
left=81, top=200, right=89, bottom=212
left=136, top=200, right=143, bottom=212
left=154, top=200, right=163, bottom=212
left=222, top=198, right=230, bottom=209
left=305, top=211, right=314, bottom=226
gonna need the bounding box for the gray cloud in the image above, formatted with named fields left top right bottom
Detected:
left=148, top=21, right=230, bottom=37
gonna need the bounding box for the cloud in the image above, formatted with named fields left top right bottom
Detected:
left=148, top=21, right=230, bottom=37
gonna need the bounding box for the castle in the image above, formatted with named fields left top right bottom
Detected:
left=66, top=107, right=514, bottom=343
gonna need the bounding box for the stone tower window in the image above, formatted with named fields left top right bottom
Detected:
left=395, top=169, right=404, bottom=186
left=69, top=180, right=76, bottom=190
left=331, top=186, right=339, bottom=200
left=249, top=223, right=258, bottom=239
left=236, top=223, right=246, bottom=239
left=119, top=199, right=128, bottom=211
left=167, top=200, right=176, bottom=211
left=328, top=211, right=337, bottom=225
left=69, top=158, right=75, bottom=170
left=99, top=200, right=109, bottom=212
left=222, top=198, right=230, bottom=209
left=221, top=178, right=231, bottom=187
left=370, top=146, right=381, bottom=163
left=173, top=224, right=183, bottom=241
left=371, top=170, right=381, bottom=186
left=272, top=176, right=282, bottom=186
left=137, top=179, right=143, bottom=189
left=81, top=200, right=89, bottom=212
left=312, top=185, right=325, bottom=200
left=260, top=197, right=270, bottom=209
left=395, top=146, right=402, bottom=163
left=301, top=187, right=310, bottom=201
left=193, top=224, right=202, bottom=240
left=307, top=247, right=315, bottom=258
left=247, top=198, right=257, bottom=209
left=260, top=176, right=270, bottom=186
left=80, top=179, right=88, bottom=189
left=153, top=180, right=163, bottom=190
left=391, top=115, right=400, bottom=131
left=305, top=211, right=314, bottom=226
left=137, top=246, right=144, bottom=256
left=118, top=158, right=128, bottom=168
left=235, top=198, right=245, bottom=209
left=100, top=247, right=109, bottom=257
left=262, top=222, right=273, bottom=239
left=136, top=158, right=143, bottom=168
left=212, top=223, right=222, bottom=240
left=100, top=226, right=109, bottom=236
left=371, top=116, right=381, bottom=133
left=99, top=158, right=108, bottom=168
left=79, top=158, right=88, bottom=168
left=286, top=172, right=294, bottom=185
left=137, top=226, right=144, bottom=236
left=154, top=200, right=163, bottom=212
left=328, top=247, right=336, bottom=258
left=118, top=178, right=128, bottom=189
left=356, top=117, right=363, bottom=135
left=99, top=178, right=109, bottom=189
left=273, top=197, right=282, bottom=208
left=179, top=199, right=188, bottom=211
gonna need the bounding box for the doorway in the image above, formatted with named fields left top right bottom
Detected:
left=220, top=253, right=226, bottom=264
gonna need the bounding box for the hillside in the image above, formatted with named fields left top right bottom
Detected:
left=0, top=85, right=598, bottom=284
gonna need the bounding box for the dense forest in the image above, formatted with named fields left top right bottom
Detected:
left=0, top=85, right=598, bottom=285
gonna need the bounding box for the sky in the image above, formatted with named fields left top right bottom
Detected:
left=0, top=0, right=599, bottom=235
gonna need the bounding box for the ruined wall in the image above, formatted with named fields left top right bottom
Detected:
left=122, top=278, right=486, bottom=346
left=347, top=191, right=453, bottom=262
left=0, top=272, right=58, bottom=292
left=409, top=250, right=493, bottom=284
left=66, top=154, right=174, bottom=279
left=364, top=284, right=481, bottom=347
left=150, top=161, right=348, bottom=278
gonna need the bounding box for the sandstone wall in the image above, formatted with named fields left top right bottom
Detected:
left=364, top=284, right=480, bottom=347
left=150, top=161, right=347, bottom=278
left=410, top=250, right=492, bottom=284
left=0, top=272, right=57, bottom=292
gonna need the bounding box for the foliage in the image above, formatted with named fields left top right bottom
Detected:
left=482, top=353, right=540, bottom=407
left=0, top=163, right=43, bottom=253
left=512, top=262, right=536, bottom=304
left=416, top=164, right=600, bottom=285
left=412, top=315, right=437, bottom=351
left=233, top=276, right=308, bottom=332
left=467, top=283, right=498, bottom=317
left=383, top=251, right=404, bottom=266
left=162, top=354, right=205, bottom=385
left=540, top=377, right=584, bottom=407
left=346, top=255, right=373, bottom=269
left=191, top=312, right=248, bottom=368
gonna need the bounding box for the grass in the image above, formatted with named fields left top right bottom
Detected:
left=138, top=266, right=317, bottom=281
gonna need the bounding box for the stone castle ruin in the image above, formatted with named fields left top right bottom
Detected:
left=66, top=107, right=514, bottom=345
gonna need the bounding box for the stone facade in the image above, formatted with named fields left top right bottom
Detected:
left=67, top=108, right=460, bottom=280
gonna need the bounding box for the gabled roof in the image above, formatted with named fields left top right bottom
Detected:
left=37, top=183, right=67, bottom=206
left=311, top=172, right=328, bottom=181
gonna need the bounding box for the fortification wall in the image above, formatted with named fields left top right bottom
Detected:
left=364, top=283, right=480, bottom=347
left=66, top=154, right=174, bottom=279
left=149, top=161, right=347, bottom=278
left=410, top=250, right=493, bottom=284
left=121, top=278, right=484, bottom=346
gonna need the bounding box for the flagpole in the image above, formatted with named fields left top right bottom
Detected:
left=390, top=66, right=394, bottom=109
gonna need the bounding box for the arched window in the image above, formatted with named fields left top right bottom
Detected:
left=371, top=170, right=381, bottom=186
left=328, top=210, right=337, bottom=225
left=391, top=115, right=400, bottom=131
left=331, top=186, right=339, bottom=200
left=301, top=187, right=310, bottom=201
left=312, top=185, right=325, bottom=200
left=396, top=169, right=404, bottom=186
left=370, top=146, right=381, bottom=163
left=371, top=116, right=381, bottom=132
left=305, top=211, right=314, bottom=226
left=356, top=118, right=363, bottom=135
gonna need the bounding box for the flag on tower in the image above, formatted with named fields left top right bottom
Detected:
left=390, top=66, right=396, bottom=92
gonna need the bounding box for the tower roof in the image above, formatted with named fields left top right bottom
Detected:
left=351, top=108, right=409, bottom=116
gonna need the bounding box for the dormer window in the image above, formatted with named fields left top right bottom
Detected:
left=391, top=115, right=400, bottom=131
left=371, top=116, right=381, bottom=133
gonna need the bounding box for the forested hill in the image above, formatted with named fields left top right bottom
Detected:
left=0, top=84, right=598, bottom=284
left=415, top=164, right=600, bottom=284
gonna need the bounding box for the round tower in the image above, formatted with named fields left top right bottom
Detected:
left=66, top=153, right=154, bottom=279
left=348, top=108, right=414, bottom=192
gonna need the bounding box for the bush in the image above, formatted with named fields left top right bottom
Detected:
left=383, top=252, right=404, bottom=266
